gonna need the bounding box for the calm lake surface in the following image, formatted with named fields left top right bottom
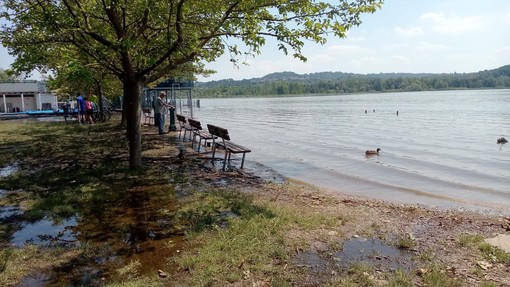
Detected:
left=190, top=89, right=510, bottom=214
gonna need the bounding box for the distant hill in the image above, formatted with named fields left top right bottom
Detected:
left=194, top=65, right=510, bottom=97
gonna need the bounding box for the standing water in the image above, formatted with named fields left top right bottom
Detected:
left=193, top=89, right=510, bottom=213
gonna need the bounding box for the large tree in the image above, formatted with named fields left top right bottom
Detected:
left=0, top=0, right=382, bottom=169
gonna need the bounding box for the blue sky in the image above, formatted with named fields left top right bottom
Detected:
left=1, top=0, right=509, bottom=82
left=197, top=0, right=510, bottom=81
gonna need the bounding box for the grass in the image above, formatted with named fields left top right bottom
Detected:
left=458, top=233, right=484, bottom=247
left=421, top=264, right=463, bottom=287
left=171, top=187, right=348, bottom=286
left=479, top=243, right=510, bottom=264
left=0, top=245, right=73, bottom=287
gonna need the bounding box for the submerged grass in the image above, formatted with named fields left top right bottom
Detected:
left=0, top=118, right=171, bottom=285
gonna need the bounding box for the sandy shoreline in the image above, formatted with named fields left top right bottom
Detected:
left=233, top=152, right=510, bottom=217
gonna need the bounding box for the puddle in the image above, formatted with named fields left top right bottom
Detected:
left=16, top=273, right=50, bottom=287
left=0, top=205, right=23, bottom=220
left=0, top=163, right=18, bottom=177
left=294, top=250, right=328, bottom=271
left=11, top=217, right=79, bottom=247
left=294, top=236, right=415, bottom=278
left=41, top=185, right=185, bottom=285
left=334, top=237, right=414, bottom=271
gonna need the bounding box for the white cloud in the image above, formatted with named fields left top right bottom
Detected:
left=394, top=26, right=424, bottom=37
left=389, top=55, right=410, bottom=63
left=327, top=44, right=365, bottom=53
left=416, top=41, right=450, bottom=51
left=346, top=36, right=367, bottom=42
left=494, top=46, right=510, bottom=53
left=503, top=13, right=510, bottom=25
left=381, top=43, right=411, bottom=51
left=420, top=13, right=484, bottom=34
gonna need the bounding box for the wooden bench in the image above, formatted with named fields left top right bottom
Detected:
left=142, top=108, right=154, bottom=125
left=176, top=114, right=193, bottom=141
left=207, top=124, right=251, bottom=170
left=187, top=118, right=215, bottom=152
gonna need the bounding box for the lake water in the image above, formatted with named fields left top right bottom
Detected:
left=190, top=89, right=510, bottom=214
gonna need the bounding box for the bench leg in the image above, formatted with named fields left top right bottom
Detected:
left=240, top=153, right=247, bottom=169
left=197, top=137, right=203, bottom=152
left=191, top=132, right=196, bottom=149
left=223, top=151, right=229, bottom=171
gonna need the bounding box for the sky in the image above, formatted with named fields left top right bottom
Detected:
left=196, top=0, right=510, bottom=82
left=1, top=0, right=509, bottom=82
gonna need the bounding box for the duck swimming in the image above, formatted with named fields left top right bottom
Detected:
left=365, top=148, right=381, bottom=155
left=497, top=137, right=508, bottom=144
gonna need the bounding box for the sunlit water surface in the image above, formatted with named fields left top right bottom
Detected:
left=191, top=89, right=510, bottom=214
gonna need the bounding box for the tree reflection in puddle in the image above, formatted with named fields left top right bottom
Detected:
left=4, top=183, right=187, bottom=285
left=0, top=163, right=19, bottom=177
left=11, top=217, right=78, bottom=247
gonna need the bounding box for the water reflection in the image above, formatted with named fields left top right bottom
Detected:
left=50, top=184, right=185, bottom=284
left=0, top=205, right=23, bottom=220
left=0, top=163, right=18, bottom=177
left=3, top=183, right=187, bottom=285
left=335, top=237, right=414, bottom=271
left=293, top=237, right=414, bottom=278
left=11, top=217, right=78, bottom=247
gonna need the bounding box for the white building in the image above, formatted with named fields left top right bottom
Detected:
left=0, top=81, right=57, bottom=113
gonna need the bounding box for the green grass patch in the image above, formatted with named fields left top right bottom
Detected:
left=479, top=243, right=510, bottom=264
left=458, top=233, right=484, bottom=247
left=173, top=188, right=275, bottom=233
left=0, top=245, right=56, bottom=287
left=172, top=189, right=347, bottom=286
left=421, top=264, right=463, bottom=287
left=175, top=214, right=287, bottom=286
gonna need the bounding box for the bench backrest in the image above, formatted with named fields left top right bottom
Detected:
left=176, top=114, right=186, bottom=124
left=207, top=124, right=230, bottom=141
left=187, top=118, right=202, bottom=130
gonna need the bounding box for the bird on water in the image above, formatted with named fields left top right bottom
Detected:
left=365, top=148, right=381, bottom=155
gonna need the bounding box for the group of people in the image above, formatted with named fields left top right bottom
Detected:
left=76, top=93, right=97, bottom=124
left=71, top=91, right=172, bottom=130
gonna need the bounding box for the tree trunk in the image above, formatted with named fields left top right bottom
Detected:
left=124, top=79, right=144, bottom=169
left=121, top=88, right=128, bottom=126
left=94, top=79, right=104, bottom=112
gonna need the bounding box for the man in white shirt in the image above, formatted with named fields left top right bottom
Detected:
left=155, top=92, right=173, bottom=134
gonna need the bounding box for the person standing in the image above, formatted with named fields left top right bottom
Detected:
left=155, top=92, right=172, bottom=134
left=76, top=93, right=85, bottom=124
left=84, top=96, right=95, bottom=124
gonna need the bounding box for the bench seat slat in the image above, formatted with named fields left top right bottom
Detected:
left=216, top=142, right=251, bottom=153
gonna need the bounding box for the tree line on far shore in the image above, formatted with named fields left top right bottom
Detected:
left=194, top=64, right=510, bottom=97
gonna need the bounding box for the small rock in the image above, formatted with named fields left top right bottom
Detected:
left=476, top=261, right=492, bottom=270
left=158, top=270, right=168, bottom=278
left=416, top=268, right=428, bottom=276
